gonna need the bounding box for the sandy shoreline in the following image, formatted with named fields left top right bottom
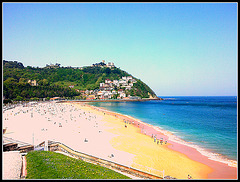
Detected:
left=84, top=102, right=237, bottom=179
left=3, top=101, right=237, bottom=179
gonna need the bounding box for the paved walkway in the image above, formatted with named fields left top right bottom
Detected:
left=3, top=151, right=22, bottom=179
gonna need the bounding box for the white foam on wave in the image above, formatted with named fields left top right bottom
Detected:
left=152, top=126, right=237, bottom=168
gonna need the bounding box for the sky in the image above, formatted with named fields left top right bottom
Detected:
left=3, top=2, right=238, bottom=96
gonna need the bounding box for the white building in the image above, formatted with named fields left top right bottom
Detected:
left=119, top=92, right=126, bottom=98
left=132, top=79, right=137, bottom=83
left=28, top=80, right=38, bottom=86
left=127, top=76, right=132, bottom=80
left=112, top=90, right=117, bottom=95
left=125, top=85, right=132, bottom=90
left=107, top=62, right=115, bottom=68
left=119, top=79, right=127, bottom=84
left=113, top=80, right=119, bottom=85
left=105, top=79, right=112, bottom=84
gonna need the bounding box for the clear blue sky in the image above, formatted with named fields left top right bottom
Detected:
left=3, top=2, right=237, bottom=96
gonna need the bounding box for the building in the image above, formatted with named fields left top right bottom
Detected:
left=45, top=63, right=61, bottom=69
left=129, top=96, right=141, bottom=100
left=113, top=80, right=119, bottom=85
left=92, top=60, right=106, bottom=67
left=119, top=79, right=127, bottom=85
left=105, top=79, right=112, bottom=84
left=50, top=97, right=62, bottom=101
left=132, top=79, right=137, bottom=83
left=125, top=85, right=132, bottom=90
left=28, top=80, right=38, bottom=86
left=107, top=62, right=115, bottom=68
left=112, top=90, right=117, bottom=95
left=86, top=95, right=96, bottom=100
left=118, top=89, right=126, bottom=98
left=69, top=85, right=74, bottom=88
left=127, top=76, right=133, bottom=80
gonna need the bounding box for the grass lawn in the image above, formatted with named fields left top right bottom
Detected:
left=26, top=151, right=131, bottom=179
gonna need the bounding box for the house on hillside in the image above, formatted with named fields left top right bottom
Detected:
left=107, top=62, right=115, bottom=68
left=113, top=80, right=119, bottom=86
left=129, top=83, right=133, bottom=87
left=28, top=80, right=38, bottom=86
left=45, top=63, right=61, bottom=69
left=86, top=95, right=96, bottom=100
left=50, top=97, right=62, bottom=101
left=119, top=79, right=127, bottom=85
left=118, top=89, right=126, bottom=98
left=105, top=79, right=112, bottom=84
left=127, top=76, right=133, bottom=80
left=92, top=60, right=106, bottom=67
left=125, top=85, right=132, bottom=90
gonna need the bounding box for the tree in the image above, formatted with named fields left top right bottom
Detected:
left=15, top=96, right=23, bottom=101
left=19, top=78, right=26, bottom=84
left=105, top=68, right=111, bottom=75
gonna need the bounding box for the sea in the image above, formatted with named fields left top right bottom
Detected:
left=89, top=96, right=237, bottom=166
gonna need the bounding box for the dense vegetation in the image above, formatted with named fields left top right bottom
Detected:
left=26, top=151, right=130, bottom=179
left=3, top=60, right=157, bottom=101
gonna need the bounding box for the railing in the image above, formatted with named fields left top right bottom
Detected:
left=3, top=136, right=34, bottom=153
left=3, top=136, right=32, bottom=148
left=47, top=140, right=163, bottom=179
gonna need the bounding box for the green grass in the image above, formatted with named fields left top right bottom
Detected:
left=26, top=151, right=131, bottom=179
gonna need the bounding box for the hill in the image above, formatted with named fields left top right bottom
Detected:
left=3, top=60, right=158, bottom=101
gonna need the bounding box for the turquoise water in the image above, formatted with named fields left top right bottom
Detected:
left=89, top=96, right=237, bottom=162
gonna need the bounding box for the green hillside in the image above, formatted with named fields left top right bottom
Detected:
left=3, top=60, right=158, bottom=101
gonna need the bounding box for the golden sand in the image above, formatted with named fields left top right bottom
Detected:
left=71, top=102, right=213, bottom=179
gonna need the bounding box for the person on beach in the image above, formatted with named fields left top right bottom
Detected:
left=160, top=139, right=163, bottom=145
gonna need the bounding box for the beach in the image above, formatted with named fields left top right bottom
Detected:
left=3, top=101, right=237, bottom=179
